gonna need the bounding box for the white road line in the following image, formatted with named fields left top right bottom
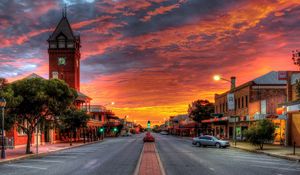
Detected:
left=234, top=159, right=299, bottom=166
left=250, top=165, right=300, bottom=172
left=46, top=155, right=77, bottom=158
left=5, top=164, right=47, bottom=170
left=25, top=159, right=64, bottom=163
left=221, top=155, right=283, bottom=162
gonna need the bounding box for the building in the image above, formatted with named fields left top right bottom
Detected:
left=168, top=114, right=198, bottom=137
left=278, top=71, right=300, bottom=146
left=5, top=8, right=117, bottom=147
left=211, top=71, right=288, bottom=142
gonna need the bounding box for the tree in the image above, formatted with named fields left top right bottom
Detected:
left=0, top=78, right=20, bottom=131
left=59, top=108, right=90, bottom=146
left=244, top=119, right=275, bottom=150
left=5, top=78, right=77, bottom=154
left=188, top=100, right=214, bottom=135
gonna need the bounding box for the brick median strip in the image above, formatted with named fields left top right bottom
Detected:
left=136, top=143, right=165, bottom=175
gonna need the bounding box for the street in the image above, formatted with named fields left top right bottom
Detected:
left=0, top=133, right=300, bottom=175
left=0, top=134, right=143, bottom=175
left=155, top=133, right=300, bottom=175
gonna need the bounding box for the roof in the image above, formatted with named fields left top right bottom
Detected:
left=76, top=91, right=92, bottom=101
left=291, top=73, right=300, bottom=85
left=215, top=71, right=287, bottom=98
left=253, top=71, right=286, bottom=85
left=48, top=16, right=75, bottom=41
left=82, top=105, right=107, bottom=113
left=25, top=73, right=45, bottom=79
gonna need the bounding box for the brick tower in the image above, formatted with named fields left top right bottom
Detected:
left=48, top=8, right=81, bottom=91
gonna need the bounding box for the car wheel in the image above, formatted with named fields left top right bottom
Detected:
left=197, top=142, right=202, bottom=147
left=216, top=143, right=221, bottom=148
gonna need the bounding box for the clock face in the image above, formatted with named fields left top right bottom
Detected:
left=58, top=57, right=66, bottom=66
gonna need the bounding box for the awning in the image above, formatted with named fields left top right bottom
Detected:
left=202, top=117, right=228, bottom=123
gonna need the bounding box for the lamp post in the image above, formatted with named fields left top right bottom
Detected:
left=0, top=97, right=7, bottom=159
left=214, top=75, right=237, bottom=145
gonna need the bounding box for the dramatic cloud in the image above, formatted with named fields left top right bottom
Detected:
left=0, top=0, right=299, bottom=126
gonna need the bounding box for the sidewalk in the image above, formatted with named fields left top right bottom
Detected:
left=137, top=143, right=164, bottom=175
left=0, top=140, right=100, bottom=163
left=230, top=141, right=300, bottom=161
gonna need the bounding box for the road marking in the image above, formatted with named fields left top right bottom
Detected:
left=5, top=164, right=47, bottom=170
left=209, top=168, right=215, bottom=171
left=221, top=155, right=283, bottom=162
left=25, top=159, right=64, bottom=163
left=250, top=165, right=300, bottom=171
left=46, top=155, right=77, bottom=158
left=234, top=159, right=298, bottom=166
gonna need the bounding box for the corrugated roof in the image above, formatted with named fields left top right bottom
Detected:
left=76, top=91, right=92, bottom=101
left=25, top=73, right=45, bottom=79
left=253, top=71, right=286, bottom=85
left=291, top=73, right=300, bottom=85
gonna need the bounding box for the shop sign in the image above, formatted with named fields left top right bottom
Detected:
left=278, top=71, right=288, bottom=80
left=286, top=104, right=300, bottom=113
left=227, top=93, right=235, bottom=110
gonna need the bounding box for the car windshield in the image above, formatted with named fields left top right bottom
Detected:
left=211, top=136, right=220, bottom=140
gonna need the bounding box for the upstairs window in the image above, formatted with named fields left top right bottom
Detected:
left=57, top=35, right=66, bottom=48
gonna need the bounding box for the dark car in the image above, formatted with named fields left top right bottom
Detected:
left=192, top=135, right=230, bottom=148
left=143, top=132, right=155, bottom=142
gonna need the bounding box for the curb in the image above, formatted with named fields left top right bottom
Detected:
left=231, top=146, right=300, bottom=162
left=0, top=140, right=103, bottom=164
left=133, top=142, right=145, bottom=175
left=154, top=143, right=166, bottom=175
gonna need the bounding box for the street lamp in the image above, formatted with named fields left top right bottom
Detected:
left=0, top=97, right=6, bottom=159
left=213, top=75, right=236, bottom=89
left=213, top=75, right=237, bottom=145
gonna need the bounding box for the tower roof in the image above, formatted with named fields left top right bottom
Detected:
left=48, top=12, right=75, bottom=41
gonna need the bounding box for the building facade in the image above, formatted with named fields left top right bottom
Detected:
left=211, top=71, right=287, bottom=143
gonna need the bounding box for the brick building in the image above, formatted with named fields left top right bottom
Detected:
left=5, top=9, right=120, bottom=147
left=279, top=72, right=300, bottom=146
left=209, top=71, right=287, bottom=142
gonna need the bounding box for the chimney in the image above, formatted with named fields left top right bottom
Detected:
left=231, top=76, right=236, bottom=90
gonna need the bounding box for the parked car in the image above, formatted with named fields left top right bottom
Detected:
left=192, top=135, right=230, bottom=148
left=143, top=132, right=155, bottom=142
left=160, top=131, right=169, bottom=135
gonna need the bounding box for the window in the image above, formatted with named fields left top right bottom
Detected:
left=238, top=98, right=240, bottom=109
left=235, top=99, right=237, bottom=110
left=242, top=96, right=244, bottom=108
left=245, top=95, right=248, bottom=107
left=17, top=120, right=28, bottom=135
left=261, top=100, right=267, bottom=114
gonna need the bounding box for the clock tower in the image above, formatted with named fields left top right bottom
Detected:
left=48, top=9, right=81, bottom=91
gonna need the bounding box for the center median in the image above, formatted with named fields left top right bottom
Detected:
left=134, top=142, right=165, bottom=175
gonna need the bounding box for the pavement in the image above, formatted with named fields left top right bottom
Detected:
left=229, top=141, right=300, bottom=161
left=0, top=135, right=144, bottom=175
left=155, top=133, right=300, bottom=175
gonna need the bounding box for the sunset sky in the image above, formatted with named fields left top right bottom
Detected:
left=0, top=0, right=299, bottom=126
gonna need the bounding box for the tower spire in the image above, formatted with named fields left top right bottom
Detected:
left=62, top=4, right=67, bottom=17
left=64, top=4, right=67, bottom=17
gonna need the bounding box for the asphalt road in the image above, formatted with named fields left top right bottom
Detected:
left=155, top=133, right=300, bottom=175
left=0, top=134, right=144, bottom=175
